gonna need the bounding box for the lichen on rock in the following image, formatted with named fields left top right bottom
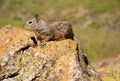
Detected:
left=0, top=26, right=92, bottom=81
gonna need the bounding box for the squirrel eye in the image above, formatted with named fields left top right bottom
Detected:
left=29, top=21, right=32, bottom=24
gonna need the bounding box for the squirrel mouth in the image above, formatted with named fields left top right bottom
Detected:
left=23, top=25, right=36, bottom=31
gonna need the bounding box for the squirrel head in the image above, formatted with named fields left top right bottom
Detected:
left=24, top=14, right=47, bottom=31
left=23, top=14, right=41, bottom=30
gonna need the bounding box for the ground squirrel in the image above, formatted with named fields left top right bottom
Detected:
left=24, top=15, right=74, bottom=43
left=24, top=14, right=88, bottom=70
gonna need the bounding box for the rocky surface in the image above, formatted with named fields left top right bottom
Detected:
left=95, top=53, right=120, bottom=81
left=0, top=26, right=92, bottom=81
left=0, top=26, right=35, bottom=81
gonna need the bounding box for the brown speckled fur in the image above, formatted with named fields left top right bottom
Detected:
left=24, top=15, right=74, bottom=42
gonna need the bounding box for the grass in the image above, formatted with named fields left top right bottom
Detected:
left=85, top=0, right=120, bottom=14
left=1, top=0, right=119, bottom=26
left=0, top=17, right=24, bottom=28
left=73, top=27, right=120, bottom=62
left=102, top=77, right=116, bottom=81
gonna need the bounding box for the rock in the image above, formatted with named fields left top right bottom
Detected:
left=95, top=53, right=120, bottom=81
left=0, top=26, right=35, bottom=81
left=0, top=26, right=93, bottom=81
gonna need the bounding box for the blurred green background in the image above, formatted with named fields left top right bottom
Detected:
left=0, top=0, right=120, bottom=62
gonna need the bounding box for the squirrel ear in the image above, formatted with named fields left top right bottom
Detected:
left=34, top=14, right=39, bottom=22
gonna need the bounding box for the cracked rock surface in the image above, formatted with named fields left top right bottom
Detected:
left=0, top=26, right=90, bottom=81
